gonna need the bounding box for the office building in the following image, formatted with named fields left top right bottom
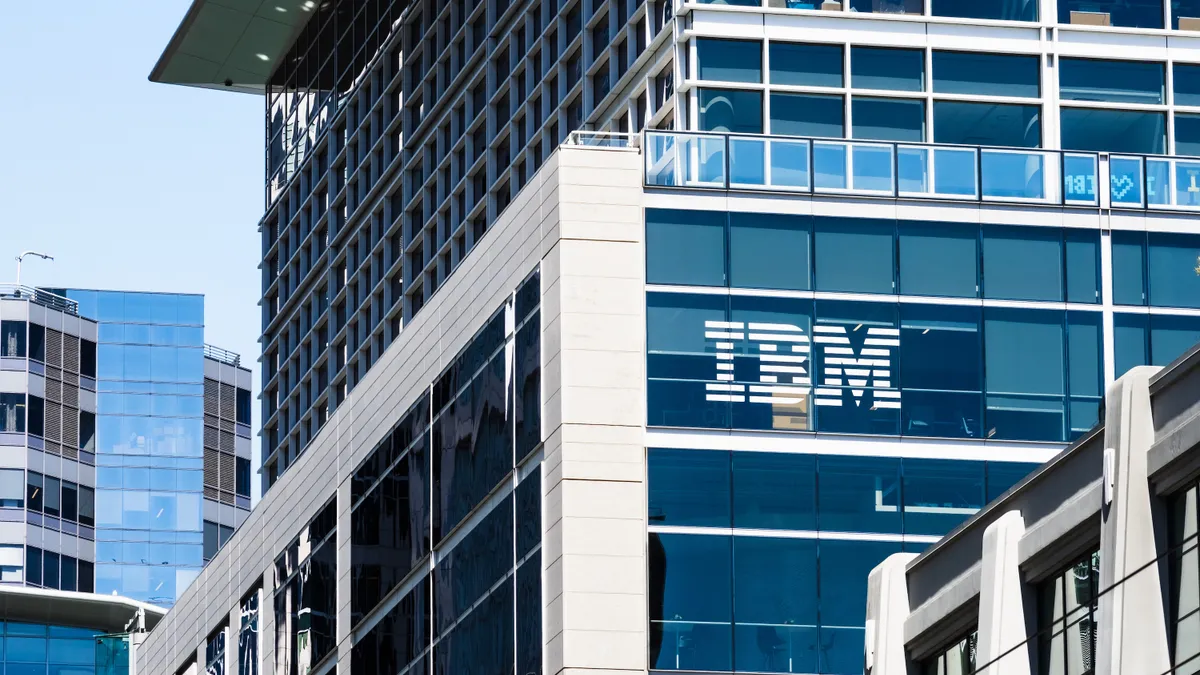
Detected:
left=143, top=0, right=1200, bottom=674
left=863, top=346, right=1200, bottom=675
left=60, top=290, right=253, bottom=607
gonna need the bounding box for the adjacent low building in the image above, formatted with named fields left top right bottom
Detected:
left=865, top=342, right=1200, bottom=674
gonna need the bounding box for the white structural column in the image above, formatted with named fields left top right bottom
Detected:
left=865, top=552, right=919, bottom=675
left=976, top=511, right=1029, bottom=675
left=1098, top=366, right=1170, bottom=675
left=541, top=146, right=647, bottom=675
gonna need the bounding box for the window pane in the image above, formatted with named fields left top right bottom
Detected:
left=899, top=305, right=983, bottom=439
left=699, top=88, right=764, bottom=134
left=729, top=212, right=811, bottom=290
left=814, top=217, right=894, bottom=293
left=1, top=321, right=26, bottom=358
left=897, top=221, right=978, bottom=297
left=728, top=295, right=816, bottom=432
left=649, top=534, right=733, bottom=672
left=732, top=452, right=816, bottom=530
left=986, top=462, right=1039, bottom=502
left=902, top=458, right=984, bottom=535
left=851, top=46, right=925, bottom=92
left=770, top=93, right=845, bottom=138
left=931, top=0, right=1037, bottom=20
left=934, top=102, right=1042, bottom=148
left=818, top=540, right=902, bottom=626
left=1068, top=312, right=1103, bottom=399
left=1112, top=231, right=1147, bottom=306
left=648, top=448, right=731, bottom=527
left=1065, top=229, right=1101, bottom=304
left=816, top=456, right=902, bottom=534
left=982, top=225, right=1063, bottom=301
left=1177, top=114, right=1200, bottom=157
left=646, top=208, right=726, bottom=286
left=697, top=38, right=762, bottom=83
left=1151, top=315, right=1200, bottom=366
left=733, top=537, right=818, bottom=674
left=984, top=308, right=1066, bottom=441
left=769, top=42, right=843, bottom=87
left=933, top=52, right=1040, bottom=98
left=1176, top=63, right=1200, bottom=106
left=1059, top=0, right=1163, bottom=27
left=1060, top=58, right=1164, bottom=104
left=1114, top=313, right=1149, bottom=379
left=852, top=97, right=925, bottom=142
left=813, top=301, right=901, bottom=435
left=1060, top=108, right=1166, bottom=154
left=1148, top=233, right=1200, bottom=308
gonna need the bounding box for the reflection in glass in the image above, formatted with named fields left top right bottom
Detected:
left=1060, top=58, right=1164, bottom=105
left=1061, top=108, right=1166, bottom=154
left=649, top=448, right=731, bottom=527
left=770, top=93, right=845, bottom=138
left=769, top=43, right=844, bottom=87
left=932, top=0, right=1037, bottom=20
left=1059, top=0, right=1163, bottom=27
left=650, top=533, right=733, bottom=671
left=699, top=88, right=764, bottom=134
left=934, top=101, right=1042, bottom=148
left=933, top=51, right=1041, bottom=98
left=852, top=46, right=924, bottom=91
left=697, top=38, right=763, bottom=83
left=852, top=98, right=925, bottom=142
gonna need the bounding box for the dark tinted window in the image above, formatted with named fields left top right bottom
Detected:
left=933, top=51, right=1040, bottom=97
left=934, top=101, right=1042, bottom=148
left=697, top=38, right=762, bottom=83
left=646, top=209, right=726, bottom=287
left=728, top=212, right=811, bottom=291
left=732, top=452, right=816, bottom=530
left=852, top=46, right=924, bottom=92
left=769, top=42, right=844, bottom=87
left=932, top=0, right=1037, bottom=19
left=648, top=448, right=730, bottom=527
left=649, top=533, right=732, bottom=672
left=1060, top=58, right=1164, bottom=104
left=1060, top=108, right=1166, bottom=154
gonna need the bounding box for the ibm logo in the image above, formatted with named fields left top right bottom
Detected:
left=703, top=321, right=901, bottom=410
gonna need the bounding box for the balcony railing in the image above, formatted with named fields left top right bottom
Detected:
left=204, top=344, right=242, bottom=367
left=644, top=131, right=1200, bottom=212
left=0, top=285, right=78, bottom=316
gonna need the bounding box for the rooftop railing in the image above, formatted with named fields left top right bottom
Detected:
left=644, top=131, right=1200, bottom=212
left=204, top=344, right=242, bottom=367
left=0, top=285, right=78, bottom=316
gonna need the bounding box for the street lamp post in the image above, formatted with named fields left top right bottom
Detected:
left=15, top=251, right=53, bottom=286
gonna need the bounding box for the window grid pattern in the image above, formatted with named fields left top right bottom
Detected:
left=257, top=0, right=669, bottom=491
left=1036, top=550, right=1099, bottom=675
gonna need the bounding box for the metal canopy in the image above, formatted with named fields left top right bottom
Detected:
left=150, top=0, right=322, bottom=94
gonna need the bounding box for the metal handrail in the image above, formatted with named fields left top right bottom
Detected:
left=0, top=285, right=78, bottom=315
left=566, top=130, right=641, bottom=148
left=204, top=344, right=242, bottom=367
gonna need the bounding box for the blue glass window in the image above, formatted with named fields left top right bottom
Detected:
left=934, top=102, right=1042, bottom=148
left=813, top=301, right=901, bottom=435
left=728, top=295, right=815, bottom=432
left=1061, top=58, right=1164, bottom=105
left=1148, top=233, right=1200, bottom=309
left=646, top=209, right=726, bottom=286
left=1058, top=0, right=1163, bottom=28
left=1114, top=313, right=1149, bottom=379
left=931, top=0, right=1037, bottom=20
left=699, top=89, right=764, bottom=134
left=1068, top=311, right=1103, bottom=435
left=852, top=98, right=926, bottom=142
left=848, top=0, right=924, bottom=12
left=649, top=533, right=733, bottom=672
left=982, top=225, right=1063, bottom=302
left=1176, top=63, right=1200, bottom=106
left=902, top=458, right=984, bottom=535
left=817, top=540, right=902, bottom=671
left=1060, top=108, right=1166, bottom=154
left=816, top=456, right=902, bottom=534
left=769, top=42, right=844, bottom=87
left=1151, top=315, right=1200, bottom=366
left=647, top=292, right=731, bottom=429
left=770, top=93, right=845, bottom=138
left=1065, top=229, right=1101, bottom=304
left=851, top=47, right=924, bottom=92
left=1176, top=114, right=1200, bottom=156
left=733, top=537, right=818, bottom=674
left=1112, top=231, right=1147, bottom=306
left=813, top=218, right=895, bottom=294
left=899, top=305, right=983, bottom=439
left=983, top=308, right=1066, bottom=442
left=729, top=213, right=811, bottom=290
left=897, top=221, right=978, bottom=298
left=697, top=38, right=762, bottom=83
left=986, top=462, right=1039, bottom=502
left=648, top=448, right=731, bottom=527
left=933, top=52, right=1040, bottom=98
left=732, top=452, right=816, bottom=530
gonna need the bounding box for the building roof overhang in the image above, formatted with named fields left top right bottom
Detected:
left=0, top=585, right=166, bottom=634
left=149, top=0, right=322, bottom=94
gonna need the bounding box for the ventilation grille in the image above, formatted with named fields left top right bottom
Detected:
left=44, top=401, right=62, bottom=442
left=203, top=486, right=219, bottom=501
left=203, top=425, right=219, bottom=450
left=219, top=452, right=235, bottom=492
left=219, top=383, right=236, bottom=419
left=204, top=449, right=219, bottom=488
left=204, top=379, right=219, bottom=416
left=61, top=385, right=78, bottom=409
left=45, top=380, right=62, bottom=404
left=220, top=431, right=235, bottom=453
left=46, top=330, right=62, bottom=367
left=63, top=335, right=79, bottom=372
left=62, top=407, right=78, bottom=449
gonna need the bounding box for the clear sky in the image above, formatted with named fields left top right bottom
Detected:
left=0, top=3, right=266, bottom=496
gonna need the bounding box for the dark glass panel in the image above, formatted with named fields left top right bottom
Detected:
left=982, top=225, right=1063, bottom=302
left=899, top=304, right=983, bottom=439
left=1112, top=231, right=1147, bottom=306
left=1058, top=0, right=1163, bottom=28
left=852, top=97, right=926, bottom=142
left=813, top=218, right=895, bottom=294
left=1148, top=233, right=1200, bottom=309
left=645, top=209, right=727, bottom=287
left=770, top=93, right=845, bottom=138
left=1065, top=229, right=1101, bottom=304
left=733, top=537, right=818, bottom=674
left=515, top=316, right=542, bottom=461
left=697, top=38, right=763, bottom=83
left=1060, top=108, right=1166, bottom=154
left=649, top=533, right=733, bottom=672
left=433, top=495, right=513, bottom=633
left=902, top=458, right=985, bottom=535
left=851, top=46, right=924, bottom=92
left=699, top=88, right=764, bottom=134
left=983, top=308, right=1066, bottom=442
left=648, top=448, right=731, bottom=528
left=769, top=42, right=844, bottom=87
left=933, top=52, right=1040, bottom=98
left=517, top=554, right=542, bottom=675
left=516, top=468, right=541, bottom=561
left=986, top=462, right=1040, bottom=502
left=1060, top=58, right=1164, bottom=104
left=816, top=456, right=902, bottom=534
left=728, top=212, right=811, bottom=291
left=732, top=452, right=816, bottom=531
left=1114, top=313, right=1149, bottom=379
left=934, top=102, right=1042, bottom=148
left=818, top=540, right=902, bottom=626
left=897, top=221, right=978, bottom=298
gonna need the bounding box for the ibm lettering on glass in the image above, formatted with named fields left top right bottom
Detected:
left=704, top=320, right=901, bottom=413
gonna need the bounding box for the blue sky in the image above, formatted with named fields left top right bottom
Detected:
left=0, top=4, right=265, bottom=494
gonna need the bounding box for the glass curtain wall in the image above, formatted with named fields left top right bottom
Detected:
left=67, top=290, right=206, bottom=607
